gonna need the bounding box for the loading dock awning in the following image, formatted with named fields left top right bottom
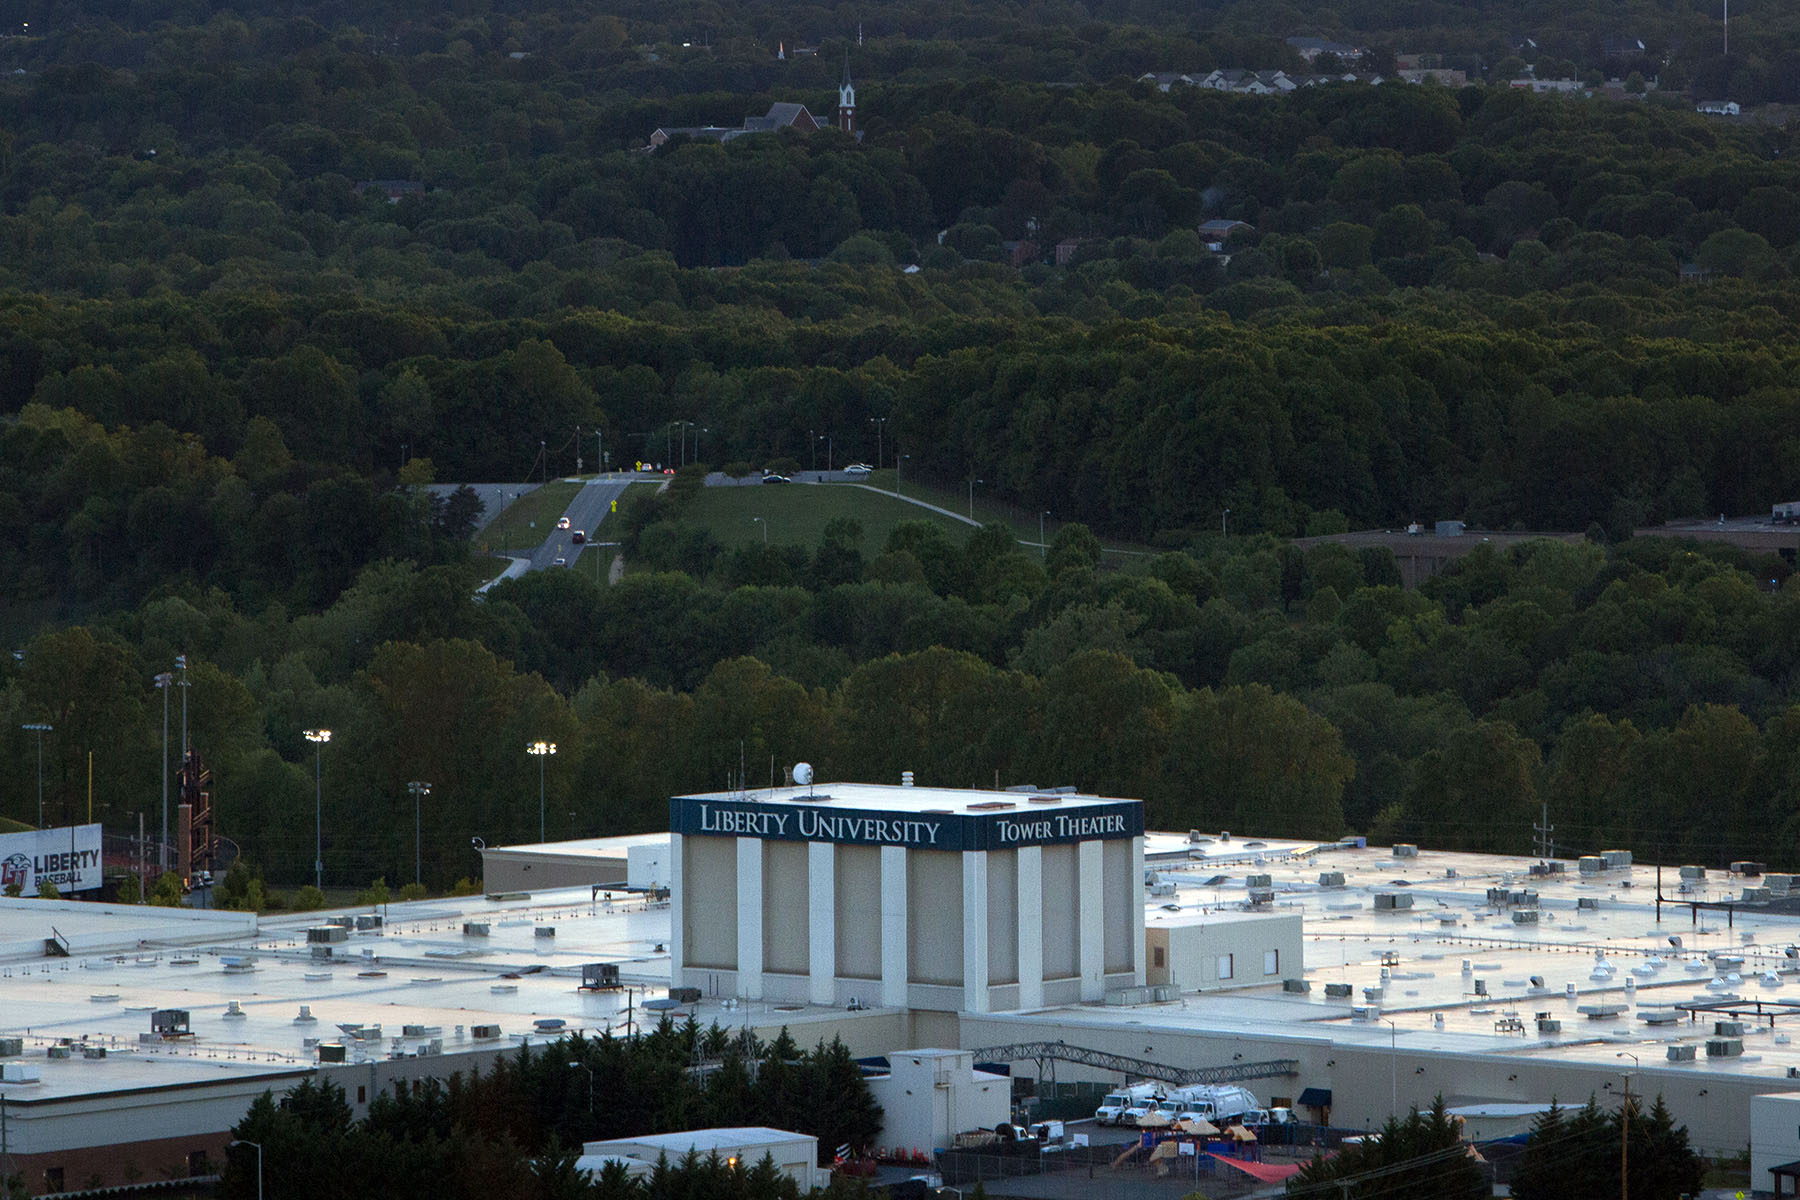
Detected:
left=1297, top=1087, right=1332, bottom=1108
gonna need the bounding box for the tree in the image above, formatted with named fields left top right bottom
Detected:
left=1161, top=684, right=1351, bottom=837
left=1287, top=1097, right=1484, bottom=1199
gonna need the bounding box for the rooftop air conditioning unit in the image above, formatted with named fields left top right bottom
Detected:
left=1705, top=1038, right=1743, bottom=1058
left=471, top=1024, right=503, bottom=1040
left=307, top=926, right=349, bottom=944
left=1324, top=983, right=1353, bottom=998
left=1669, top=1045, right=1697, bottom=1062
left=1318, top=872, right=1345, bottom=887
left=0, top=1063, right=40, bottom=1083
left=318, top=1043, right=348, bottom=1063
left=462, top=922, right=490, bottom=937
left=0, top=1037, right=22, bottom=1057
left=1246, top=873, right=1273, bottom=889
left=1393, top=844, right=1418, bottom=858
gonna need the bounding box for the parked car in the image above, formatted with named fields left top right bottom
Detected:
left=762, top=474, right=790, bottom=484
left=844, top=463, right=873, bottom=475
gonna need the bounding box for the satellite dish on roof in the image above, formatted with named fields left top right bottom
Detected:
left=794, top=762, right=814, bottom=787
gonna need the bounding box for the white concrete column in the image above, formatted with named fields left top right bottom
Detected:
left=669, top=832, right=685, bottom=986
left=1017, top=845, right=1043, bottom=1008
left=737, top=837, right=763, bottom=1000
left=808, top=841, right=835, bottom=1005
left=962, top=850, right=989, bottom=1013
left=881, top=845, right=908, bottom=1007
left=1078, top=839, right=1105, bottom=1001
left=1131, top=835, right=1147, bottom=986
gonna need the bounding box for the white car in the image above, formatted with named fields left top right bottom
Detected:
left=552, top=557, right=567, bottom=566
left=556, top=517, right=571, bottom=530
left=844, top=463, right=873, bottom=475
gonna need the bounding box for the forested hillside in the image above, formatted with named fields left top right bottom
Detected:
left=5, top=0, right=1800, bottom=896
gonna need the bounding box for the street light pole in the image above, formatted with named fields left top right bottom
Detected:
left=304, top=729, right=331, bottom=891
left=808, top=428, right=817, bottom=472
left=868, top=417, right=888, bottom=470
left=1617, top=1052, right=1638, bottom=1200
left=408, top=782, right=431, bottom=888
left=154, top=674, right=172, bottom=871
left=1222, top=508, right=1230, bottom=537
left=967, top=477, right=982, bottom=520
left=1040, top=511, right=1050, bottom=559
left=229, top=1139, right=263, bottom=1200
left=21, top=723, right=51, bottom=828
left=177, top=655, right=189, bottom=754
left=527, top=741, right=557, bottom=842
left=752, top=517, right=766, bottom=544
left=569, top=1060, right=595, bottom=1112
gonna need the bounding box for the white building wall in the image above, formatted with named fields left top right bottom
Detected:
left=736, top=837, right=763, bottom=999
left=1077, top=840, right=1105, bottom=1000
left=867, top=1050, right=1010, bottom=1155
left=1752, top=1092, right=1800, bottom=1193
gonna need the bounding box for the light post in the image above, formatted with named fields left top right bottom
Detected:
left=569, top=1060, right=594, bottom=1112
left=1384, top=1018, right=1398, bottom=1115
left=898, top=453, right=910, bottom=496
left=527, top=741, right=556, bottom=842
left=818, top=433, right=833, bottom=471
left=1222, top=508, right=1230, bottom=537
left=229, top=1139, right=263, bottom=1200
left=177, top=655, right=189, bottom=754
left=1616, top=1051, right=1638, bottom=1200
left=304, top=729, right=331, bottom=891
left=154, top=673, right=173, bottom=870
left=967, top=477, right=982, bottom=521
left=868, top=417, right=888, bottom=469
left=808, top=428, right=817, bottom=472
left=751, top=517, right=767, bottom=544
left=21, top=723, right=50, bottom=828
left=408, top=782, right=431, bottom=888
left=1040, top=511, right=1050, bottom=559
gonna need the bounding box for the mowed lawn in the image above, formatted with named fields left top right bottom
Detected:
left=680, top=482, right=977, bottom=553
left=476, top=481, right=583, bottom=555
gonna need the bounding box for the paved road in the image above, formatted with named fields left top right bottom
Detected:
left=524, top=476, right=634, bottom=574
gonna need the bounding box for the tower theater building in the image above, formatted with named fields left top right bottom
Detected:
left=669, top=782, right=1145, bottom=1013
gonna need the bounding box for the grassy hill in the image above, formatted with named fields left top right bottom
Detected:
left=680, top=480, right=978, bottom=553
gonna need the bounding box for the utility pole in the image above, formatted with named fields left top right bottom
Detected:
left=155, top=673, right=173, bottom=871
left=1533, top=799, right=1555, bottom=862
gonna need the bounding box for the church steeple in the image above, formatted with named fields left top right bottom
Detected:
left=837, top=53, right=856, bottom=134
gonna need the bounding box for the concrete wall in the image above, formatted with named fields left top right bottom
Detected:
left=952, top=1008, right=1795, bottom=1156
left=673, top=829, right=1142, bottom=1013
left=479, top=851, right=627, bottom=892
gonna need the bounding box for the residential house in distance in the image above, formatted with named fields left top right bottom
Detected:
left=1199, top=218, right=1252, bottom=251
left=1286, top=35, right=1360, bottom=62
left=1397, top=68, right=1467, bottom=86
left=353, top=180, right=425, bottom=203
left=1696, top=99, right=1741, bottom=116
left=1600, top=34, right=1646, bottom=59
left=1197, top=68, right=1298, bottom=94
left=1509, top=78, right=1585, bottom=94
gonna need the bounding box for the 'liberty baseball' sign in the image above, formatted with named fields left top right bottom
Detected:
left=0, top=824, right=103, bottom=894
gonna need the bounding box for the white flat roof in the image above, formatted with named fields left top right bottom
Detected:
left=485, top=833, right=668, bottom=859
left=585, top=1127, right=813, bottom=1156
left=676, top=782, right=1134, bottom=815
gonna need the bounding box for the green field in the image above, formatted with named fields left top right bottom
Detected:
left=0, top=816, right=32, bottom=833
left=680, top=481, right=980, bottom=553
left=871, top=470, right=1153, bottom=559
left=475, top=481, right=583, bottom=555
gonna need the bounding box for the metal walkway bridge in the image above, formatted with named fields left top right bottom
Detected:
left=966, top=1040, right=1299, bottom=1087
